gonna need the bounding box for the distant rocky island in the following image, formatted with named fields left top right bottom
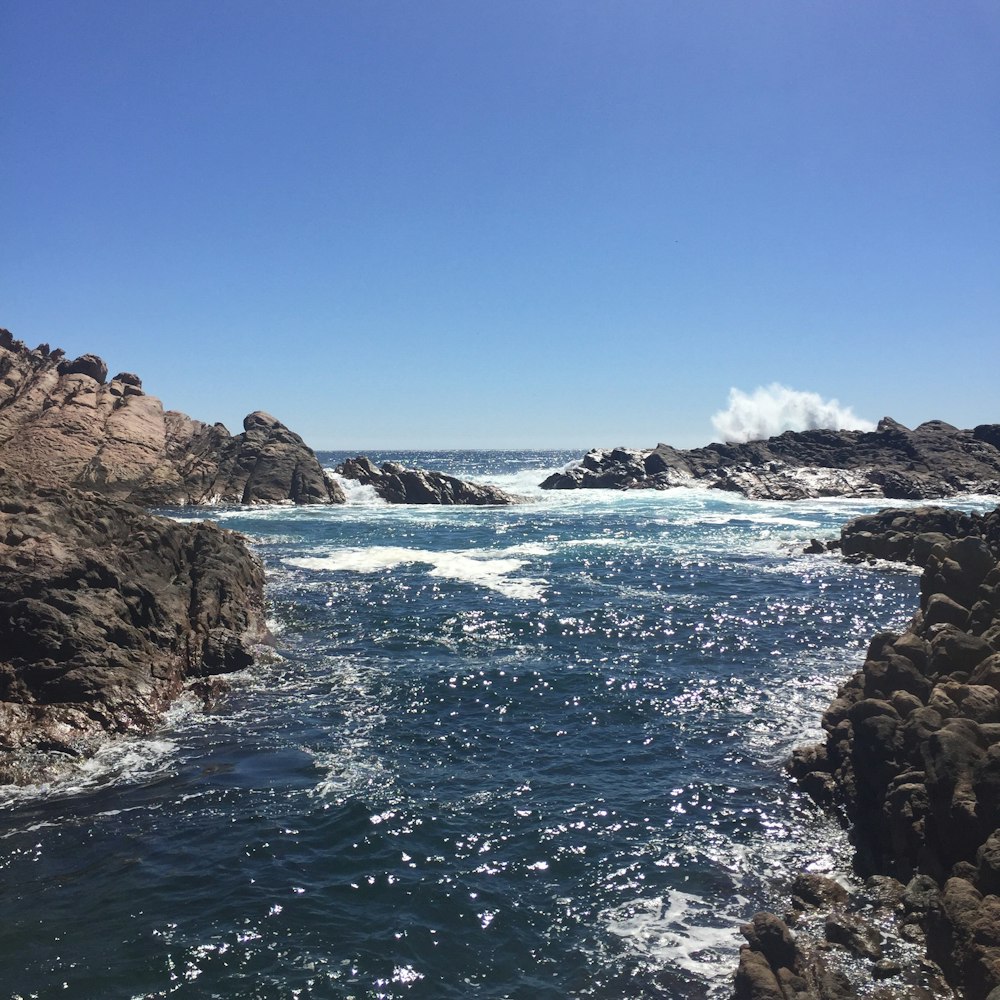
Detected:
left=542, top=418, right=1000, bottom=500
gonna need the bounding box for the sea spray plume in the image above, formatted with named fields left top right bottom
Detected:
left=710, top=384, right=876, bottom=443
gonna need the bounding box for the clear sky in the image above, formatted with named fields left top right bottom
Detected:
left=2, top=1, right=998, bottom=449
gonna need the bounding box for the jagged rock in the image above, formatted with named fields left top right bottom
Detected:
left=56, top=352, right=108, bottom=383
left=0, top=332, right=342, bottom=505
left=783, top=517, right=1000, bottom=998
left=336, top=456, right=522, bottom=506
left=824, top=911, right=883, bottom=959
left=542, top=419, right=1000, bottom=500
left=791, top=874, right=850, bottom=909
left=0, top=471, right=268, bottom=782
left=840, top=505, right=1000, bottom=569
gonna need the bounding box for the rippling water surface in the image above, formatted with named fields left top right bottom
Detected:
left=2, top=451, right=974, bottom=999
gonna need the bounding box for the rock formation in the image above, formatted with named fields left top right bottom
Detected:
left=0, top=329, right=343, bottom=505
left=743, top=505, right=1000, bottom=998
left=0, top=470, right=268, bottom=782
left=839, top=505, right=1000, bottom=566
left=542, top=418, right=1000, bottom=501
left=0, top=326, right=348, bottom=781
left=336, top=456, right=522, bottom=505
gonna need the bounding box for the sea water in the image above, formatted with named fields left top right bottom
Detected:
left=1, top=451, right=989, bottom=999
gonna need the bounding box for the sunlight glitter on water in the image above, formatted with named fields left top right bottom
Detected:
left=7, top=465, right=996, bottom=998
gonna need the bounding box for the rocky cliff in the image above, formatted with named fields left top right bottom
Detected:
left=543, top=418, right=1000, bottom=501
left=0, top=471, right=268, bottom=783
left=0, top=329, right=343, bottom=505
left=737, top=505, right=1000, bottom=999
left=0, top=326, right=346, bottom=782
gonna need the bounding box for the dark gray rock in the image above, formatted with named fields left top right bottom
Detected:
left=337, top=456, right=522, bottom=506
left=824, top=912, right=882, bottom=959
left=56, top=352, right=108, bottom=383
left=0, top=472, right=268, bottom=782
left=541, top=419, right=1000, bottom=500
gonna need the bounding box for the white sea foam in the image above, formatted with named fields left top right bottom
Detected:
left=286, top=543, right=549, bottom=600
left=0, top=731, right=181, bottom=810
left=325, top=471, right=387, bottom=506
left=711, top=384, right=875, bottom=443
left=603, top=888, right=744, bottom=981
left=465, top=466, right=567, bottom=497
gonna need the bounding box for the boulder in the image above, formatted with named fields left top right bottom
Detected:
left=56, top=353, right=108, bottom=383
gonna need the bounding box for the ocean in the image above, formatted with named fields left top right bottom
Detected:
left=1, top=450, right=983, bottom=999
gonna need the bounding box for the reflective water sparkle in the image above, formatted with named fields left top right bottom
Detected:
left=2, top=451, right=990, bottom=998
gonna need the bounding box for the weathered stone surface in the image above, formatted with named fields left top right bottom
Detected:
left=542, top=419, right=1000, bottom=500
left=0, top=330, right=343, bottom=505
left=0, top=471, right=268, bottom=782
left=783, top=517, right=1000, bottom=998
left=838, top=505, right=1000, bottom=571
left=336, top=456, right=522, bottom=506
left=792, top=873, right=850, bottom=909
left=56, top=352, right=108, bottom=383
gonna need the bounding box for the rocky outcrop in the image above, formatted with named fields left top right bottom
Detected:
left=336, top=456, right=523, bottom=505
left=840, top=506, right=1000, bottom=565
left=139, top=409, right=342, bottom=506
left=0, top=471, right=268, bottom=783
left=777, top=514, right=1000, bottom=998
left=543, top=418, right=1000, bottom=501
left=734, top=885, right=953, bottom=999
left=0, top=329, right=343, bottom=505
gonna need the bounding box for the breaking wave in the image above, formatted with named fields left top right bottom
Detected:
left=285, top=543, right=549, bottom=600
left=711, top=384, right=875, bottom=444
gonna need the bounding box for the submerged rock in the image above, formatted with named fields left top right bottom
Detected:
left=543, top=419, right=1000, bottom=501
left=336, top=456, right=523, bottom=505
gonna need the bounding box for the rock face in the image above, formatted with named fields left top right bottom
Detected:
left=336, top=456, right=522, bottom=505
left=0, top=329, right=343, bottom=505
left=840, top=506, right=1000, bottom=565
left=0, top=471, right=268, bottom=782
left=779, top=504, right=1000, bottom=998
left=542, top=417, right=1000, bottom=500
left=734, top=884, right=953, bottom=999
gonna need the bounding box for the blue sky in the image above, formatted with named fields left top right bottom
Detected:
left=3, top=1, right=998, bottom=449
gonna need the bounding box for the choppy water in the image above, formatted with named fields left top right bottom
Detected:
left=3, top=451, right=989, bottom=999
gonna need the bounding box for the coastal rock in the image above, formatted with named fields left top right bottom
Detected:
left=785, top=511, right=1000, bottom=998
left=734, top=909, right=878, bottom=999
left=336, top=456, right=522, bottom=505
left=56, top=352, right=108, bottom=383
left=839, top=505, right=1000, bottom=568
left=0, top=471, right=268, bottom=782
left=0, top=330, right=342, bottom=505
left=542, top=419, right=1000, bottom=500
